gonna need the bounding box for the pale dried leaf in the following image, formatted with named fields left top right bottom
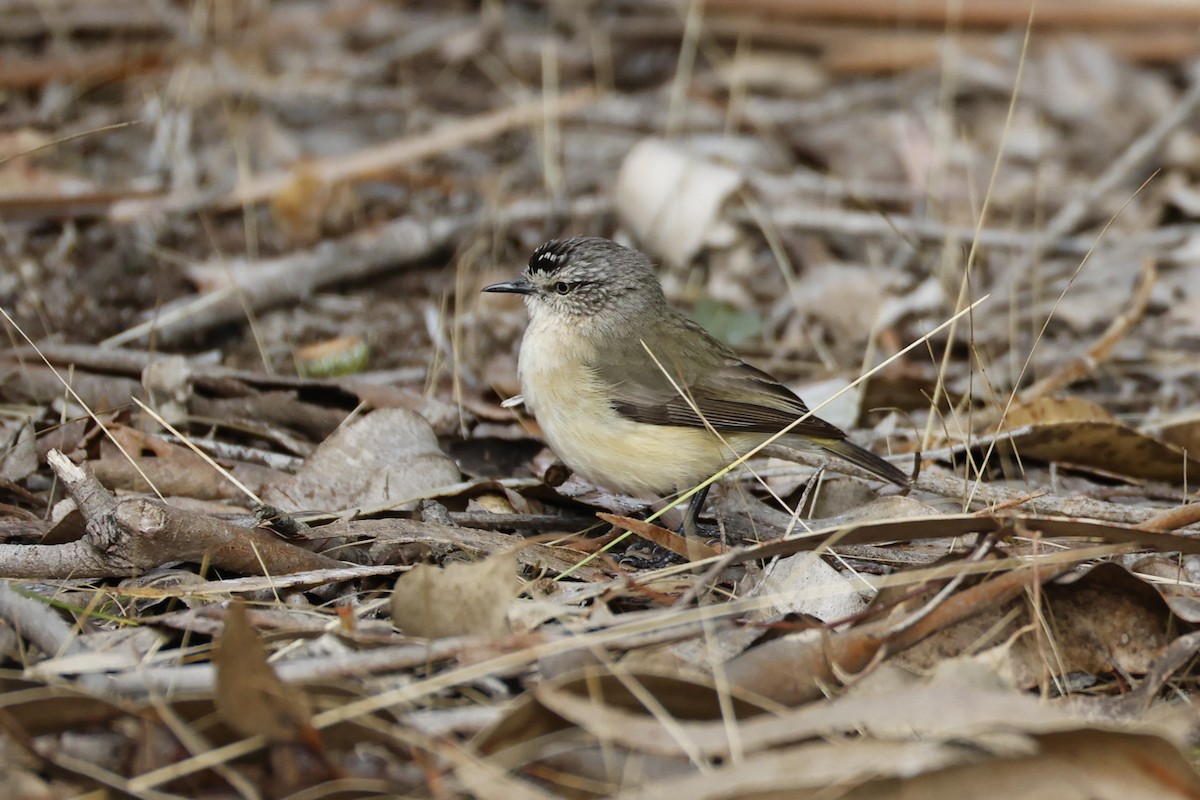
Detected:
left=615, top=138, right=743, bottom=269
left=992, top=397, right=1200, bottom=484
left=0, top=420, right=38, bottom=482
left=391, top=550, right=519, bottom=639
left=265, top=407, right=460, bottom=511
left=214, top=601, right=312, bottom=742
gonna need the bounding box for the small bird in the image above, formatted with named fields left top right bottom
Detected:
left=483, top=237, right=909, bottom=536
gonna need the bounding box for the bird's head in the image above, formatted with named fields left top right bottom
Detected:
left=483, top=237, right=666, bottom=328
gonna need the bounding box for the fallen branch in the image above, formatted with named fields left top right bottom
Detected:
left=103, top=213, right=465, bottom=348
left=0, top=450, right=344, bottom=579
left=0, top=582, right=89, bottom=658
left=102, top=193, right=609, bottom=348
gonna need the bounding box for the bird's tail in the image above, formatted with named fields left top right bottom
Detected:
left=813, top=437, right=910, bottom=487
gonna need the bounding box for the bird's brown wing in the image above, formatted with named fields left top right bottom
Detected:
left=592, top=320, right=847, bottom=441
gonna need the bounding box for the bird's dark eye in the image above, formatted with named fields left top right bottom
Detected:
left=555, top=281, right=572, bottom=295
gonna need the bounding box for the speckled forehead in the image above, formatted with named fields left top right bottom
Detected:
left=527, top=240, right=576, bottom=276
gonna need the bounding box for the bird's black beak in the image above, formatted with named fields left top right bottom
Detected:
left=482, top=277, right=534, bottom=295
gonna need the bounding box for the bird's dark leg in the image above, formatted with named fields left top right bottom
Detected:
left=681, top=485, right=711, bottom=539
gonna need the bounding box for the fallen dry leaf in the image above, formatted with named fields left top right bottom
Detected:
left=988, top=396, right=1200, bottom=484
left=214, top=601, right=313, bottom=743
left=598, top=512, right=724, bottom=561
left=897, top=561, right=1176, bottom=688
left=614, top=138, right=744, bottom=270
left=265, top=407, right=461, bottom=511
left=391, top=550, right=520, bottom=639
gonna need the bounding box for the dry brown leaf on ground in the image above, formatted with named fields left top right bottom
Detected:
left=611, top=652, right=1200, bottom=798
left=896, top=561, right=1181, bottom=689
left=1148, top=412, right=1200, bottom=456
left=976, top=395, right=1200, bottom=484
left=213, top=601, right=314, bottom=744
left=265, top=407, right=460, bottom=512
left=598, top=512, right=724, bottom=561
left=722, top=553, right=1075, bottom=705
left=0, top=419, right=37, bottom=482
left=391, top=550, right=520, bottom=639
left=490, top=654, right=1200, bottom=797
left=1131, top=554, right=1200, bottom=621
left=616, top=725, right=1198, bottom=800
left=474, top=670, right=776, bottom=793
left=90, top=423, right=262, bottom=500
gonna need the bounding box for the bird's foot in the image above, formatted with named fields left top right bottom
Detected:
left=618, top=541, right=687, bottom=569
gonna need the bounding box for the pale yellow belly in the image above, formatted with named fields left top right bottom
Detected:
left=519, top=330, right=751, bottom=496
